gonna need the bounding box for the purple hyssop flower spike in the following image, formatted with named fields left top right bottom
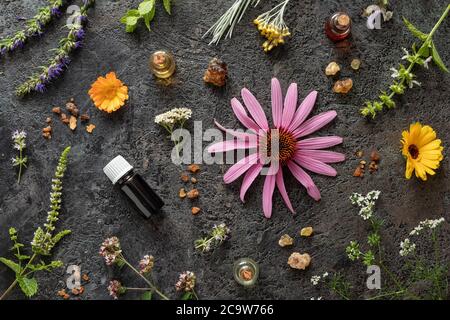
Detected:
left=75, top=28, right=86, bottom=40
left=47, top=64, right=64, bottom=80
left=0, top=47, right=6, bottom=56
left=11, top=40, right=24, bottom=51
left=35, top=83, right=46, bottom=93
left=59, top=56, right=71, bottom=66
left=74, top=41, right=83, bottom=49
left=51, top=7, right=62, bottom=17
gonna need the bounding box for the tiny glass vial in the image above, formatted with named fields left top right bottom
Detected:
left=325, top=12, right=351, bottom=42
left=149, top=50, right=176, bottom=79
left=234, top=258, right=259, bottom=286
left=103, top=156, right=164, bottom=218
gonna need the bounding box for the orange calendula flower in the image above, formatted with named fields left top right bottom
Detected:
left=88, top=72, right=128, bottom=113
left=401, top=122, right=443, bottom=181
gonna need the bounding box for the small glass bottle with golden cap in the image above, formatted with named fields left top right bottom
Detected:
left=149, top=50, right=176, bottom=79
left=325, top=12, right=351, bottom=42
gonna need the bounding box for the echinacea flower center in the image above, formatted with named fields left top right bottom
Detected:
left=408, top=144, right=419, bottom=159
left=259, top=129, right=297, bottom=163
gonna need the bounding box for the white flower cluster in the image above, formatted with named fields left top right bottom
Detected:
left=310, top=272, right=329, bottom=286
left=12, top=130, right=26, bottom=150
left=154, top=108, right=192, bottom=126
left=410, top=217, right=445, bottom=236
left=399, top=238, right=416, bottom=257
left=310, top=296, right=322, bottom=300
left=349, top=190, right=381, bottom=220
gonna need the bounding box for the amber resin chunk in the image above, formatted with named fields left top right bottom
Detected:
left=203, top=58, right=228, bottom=87
left=333, top=78, right=353, bottom=94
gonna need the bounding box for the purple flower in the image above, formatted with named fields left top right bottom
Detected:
left=51, top=7, right=62, bottom=17
left=59, top=56, right=71, bottom=67
left=35, top=83, right=46, bottom=93
left=74, top=41, right=83, bottom=49
left=0, top=47, right=6, bottom=56
left=75, top=28, right=86, bottom=41
left=11, top=40, right=24, bottom=51
left=47, top=64, right=64, bottom=80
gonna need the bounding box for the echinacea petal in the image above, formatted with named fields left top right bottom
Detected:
left=262, top=174, right=276, bottom=218
left=287, top=161, right=321, bottom=201
left=271, top=78, right=283, bottom=128
left=240, top=163, right=264, bottom=202
left=296, top=150, right=345, bottom=163
left=288, top=91, right=317, bottom=132
left=241, top=88, right=269, bottom=130
left=231, top=98, right=260, bottom=131
left=293, top=111, right=337, bottom=138
left=214, top=120, right=257, bottom=141
left=296, top=136, right=343, bottom=150
left=208, top=139, right=257, bottom=153
left=223, top=153, right=259, bottom=184
left=276, top=169, right=295, bottom=213
left=281, top=83, right=297, bottom=128
left=294, top=155, right=337, bottom=176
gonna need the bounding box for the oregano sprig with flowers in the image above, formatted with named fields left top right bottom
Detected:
left=195, top=223, right=230, bottom=253
left=175, top=271, right=199, bottom=300
left=254, top=0, right=291, bottom=52
left=361, top=5, right=450, bottom=118
left=100, top=237, right=169, bottom=300
left=0, top=0, right=64, bottom=57
left=16, top=0, right=96, bottom=96
left=11, top=130, right=28, bottom=184
left=0, top=146, right=71, bottom=300
left=203, top=0, right=261, bottom=45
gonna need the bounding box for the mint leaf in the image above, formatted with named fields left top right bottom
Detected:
left=403, top=17, right=428, bottom=41
left=431, top=41, right=449, bottom=73
left=163, top=0, right=171, bottom=14
left=0, top=257, right=21, bottom=274
left=17, top=276, right=38, bottom=297
left=142, top=291, right=153, bottom=300
left=138, top=0, right=155, bottom=16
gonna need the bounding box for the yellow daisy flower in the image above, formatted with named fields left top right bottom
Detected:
left=401, top=122, right=444, bottom=181
left=88, top=72, right=129, bottom=113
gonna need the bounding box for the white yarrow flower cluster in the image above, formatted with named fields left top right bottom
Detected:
left=310, top=272, right=329, bottom=286
left=399, top=238, right=416, bottom=257
left=154, top=108, right=192, bottom=127
left=349, top=190, right=380, bottom=220
left=410, top=217, right=445, bottom=236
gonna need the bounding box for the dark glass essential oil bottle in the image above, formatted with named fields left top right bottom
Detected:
left=325, top=12, right=352, bottom=42
left=103, top=155, right=164, bottom=218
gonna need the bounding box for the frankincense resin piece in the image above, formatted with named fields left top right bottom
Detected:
left=203, top=58, right=227, bottom=87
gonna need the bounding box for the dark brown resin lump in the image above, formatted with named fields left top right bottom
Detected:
left=203, top=58, right=228, bottom=87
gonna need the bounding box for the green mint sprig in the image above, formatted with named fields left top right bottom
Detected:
left=361, top=5, right=450, bottom=119
left=0, top=146, right=71, bottom=300
left=120, top=0, right=171, bottom=33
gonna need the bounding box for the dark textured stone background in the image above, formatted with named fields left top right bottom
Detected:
left=0, top=0, right=449, bottom=300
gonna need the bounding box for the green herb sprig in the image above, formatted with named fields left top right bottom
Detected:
left=11, top=130, right=28, bottom=184
left=362, top=5, right=450, bottom=119
left=0, top=146, right=71, bottom=299
left=120, top=0, right=171, bottom=33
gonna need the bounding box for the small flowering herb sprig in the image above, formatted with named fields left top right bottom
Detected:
left=362, top=5, right=450, bottom=118
left=203, top=0, right=261, bottom=45
left=0, top=146, right=71, bottom=300
left=195, top=223, right=230, bottom=252
left=100, top=237, right=169, bottom=300
left=0, top=0, right=64, bottom=57
left=253, top=0, right=291, bottom=52
left=310, top=272, right=352, bottom=300
left=313, top=191, right=449, bottom=300
left=16, top=0, right=96, bottom=96
left=11, top=130, right=28, bottom=184
left=154, top=108, right=192, bottom=157
left=175, top=271, right=199, bottom=300
left=120, top=0, right=171, bottom=33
